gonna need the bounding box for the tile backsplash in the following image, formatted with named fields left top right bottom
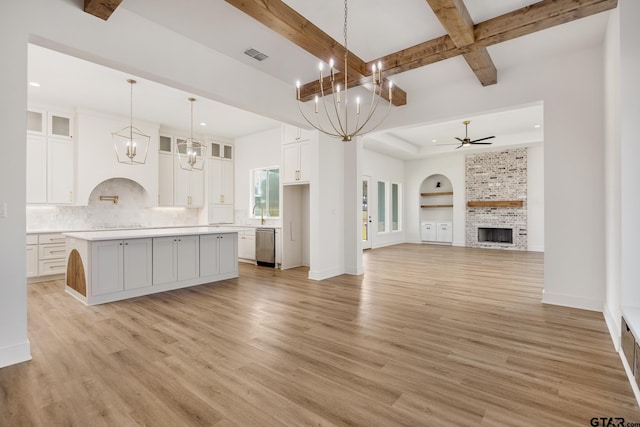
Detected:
left=26, top=178, right=200, bottom=231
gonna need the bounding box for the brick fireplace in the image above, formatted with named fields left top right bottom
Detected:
left=465, top=148, right=527, bottom=250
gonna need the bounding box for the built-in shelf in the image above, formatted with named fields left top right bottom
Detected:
left=467, top=200, right=523, bottom=208
left=421, top=204, right=454, bottom=208
left=421, top=192, right=454, bottom=196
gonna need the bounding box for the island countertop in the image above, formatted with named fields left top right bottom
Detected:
left=64, top=226, right=243, bottom=241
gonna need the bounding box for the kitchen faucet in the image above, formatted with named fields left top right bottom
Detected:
left=252, top=204, right=265, bottom=225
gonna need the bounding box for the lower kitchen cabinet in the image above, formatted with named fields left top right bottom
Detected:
left=200, top=233, right=238, bottom=277
left=152, top=235, right=199, bottom=285
left=238, top=230, right=256, bottom=262
left=27, top=232, right=67, bottom=281
left=91, top=238, right=152, bottom=296
left=26, top=243, right=38, bottom=278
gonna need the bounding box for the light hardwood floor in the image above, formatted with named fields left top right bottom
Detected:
left=1, top=244, right=639, bottom=426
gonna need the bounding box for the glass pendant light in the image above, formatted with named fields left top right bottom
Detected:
left=176, top=97, right=206, bottom=171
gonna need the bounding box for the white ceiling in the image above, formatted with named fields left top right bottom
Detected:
left=27, top=0, right=613, bottom=158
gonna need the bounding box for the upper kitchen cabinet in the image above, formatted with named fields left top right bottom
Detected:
left=208, top=138, right=234, bottom=224
left=282, top=124, right=314, bottom=185
left=283, top=125, right=313, bottom=145
left=157, top=133, right=204, bottom=208
left=26, top=107, right=75, bottom=205
left=209, top=140, right=233, bottom=160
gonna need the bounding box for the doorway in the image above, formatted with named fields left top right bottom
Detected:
left=362, top=176, right=372, bottom=249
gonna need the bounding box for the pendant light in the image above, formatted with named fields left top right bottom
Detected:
left=176, top=97, right=206, bottom=171
left=112, top=79, right=150, bottom=165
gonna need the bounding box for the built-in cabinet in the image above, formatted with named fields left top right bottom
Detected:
left=152, top=235, right=200, bottom=285
left=208, top=138, right=234, bottom=224
left=282, top=140, right=311, bottom=184
left=199, top=233, right=237, bottom=276
left=26, top=108, right=74, bottom=204
left=421, top=222, right=453, bottom=243
left=27, top=232, right=67, bottom=281
left=91, top=238, right=153, bottom=296
left=238, top=229, right=256, bottom=262
left=158, top=134, right=204, bottom=208
left=282, top=124, right=312, bottom=185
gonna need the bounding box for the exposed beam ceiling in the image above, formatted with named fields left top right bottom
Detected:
left=298, top=0, right=616, bottom=101
left=426, top=0, right=497, bottom=86
left=84, top=0, right=122, bottom=21
left=224, top=0, right=407, bottom=106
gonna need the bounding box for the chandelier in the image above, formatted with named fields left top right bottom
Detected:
left=112, top=79, right=150, bottom=165
left=176, top=97, right=206, bottom=171
left=295, top=0, right=393, bottom=142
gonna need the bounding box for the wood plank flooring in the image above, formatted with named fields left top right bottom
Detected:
left=1, top=244, right=639, bottom=426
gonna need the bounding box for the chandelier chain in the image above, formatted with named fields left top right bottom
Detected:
left=343, top=0, right=348, bottom=60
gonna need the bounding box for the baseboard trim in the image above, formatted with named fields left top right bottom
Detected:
left=0, top=340, right=31, bottom=368
left=527, top=245, right=545, bottom=252
left=541, top=290, right=603, bottom=312
left=604, top=304, right=620, bottom=351
left=308, top=267, right=344, bottom=281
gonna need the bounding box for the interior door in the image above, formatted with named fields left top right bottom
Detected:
left=362, top=176, right=372, bottom=250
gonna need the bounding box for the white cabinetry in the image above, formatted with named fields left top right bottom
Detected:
left=157, top=134, right=203, bottom=208
left=26, top=235, right=38, bottom=278
left=421, top=222, right=453, bottom=243
left=200, top=233, right=238, bottom=277
left=174, top=159, right=204, bottom=207
left=47, top=138, right=74, bottom=204
left=158, top=152, right=174, bottom=206
left=282, top=140, right=311, bottom=184
left=33, top=233, right=67, bottom=278
left=152, top=235, right=200, bottom=286
left=91, top=238, right=153, bottom=296
left=208, top=154, right=234, bottom=224
left=436, top=222, right=453, bottom=243
left=238, top=229, right=256, bottom=262
left=26, top=108, right=74, bottom=205
left=26, top=135, right=47, bottom=204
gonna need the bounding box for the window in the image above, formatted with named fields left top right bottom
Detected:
left=377, top=180, right=402, bottom=233
left=378, top=181, right=386, bottom=232
left=251, top=167, right=279, bottom=218
left=391, top=183, right=401, bottom=231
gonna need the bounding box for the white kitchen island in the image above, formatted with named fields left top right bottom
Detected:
left=64, top=227, right=239, bottom=305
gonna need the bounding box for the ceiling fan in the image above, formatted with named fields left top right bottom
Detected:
left=439, top=120, right=495, bottom=149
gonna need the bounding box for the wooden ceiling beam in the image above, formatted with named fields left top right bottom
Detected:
left=425, top=0, right=497, bottom=86
left=226, top=0, right=407, bottom=106
left=84, top=0, right=122, bottom=21
left=300, top=0, right=616, bottom=98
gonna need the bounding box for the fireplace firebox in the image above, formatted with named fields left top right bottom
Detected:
left=478, top=227, right=513, bottom=244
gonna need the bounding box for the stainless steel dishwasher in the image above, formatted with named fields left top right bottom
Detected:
left=255, top=227, right=276, bottom=267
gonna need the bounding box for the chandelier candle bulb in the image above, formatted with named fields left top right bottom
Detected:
left=336, top=84, right=341, bottom=103
left=372, top=63, right=377, bottom=84
left=389, top=81, right=393, bottom=101
left=378, top=61, right=382, bottom=83
left=296, top=81, right=300, bottom=100
left=315, top=96, right=319, bottom=113
left=356, top=97, right=360, bottom=114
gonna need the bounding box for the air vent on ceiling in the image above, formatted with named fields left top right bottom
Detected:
left=244, top=48, right=269, bottom=62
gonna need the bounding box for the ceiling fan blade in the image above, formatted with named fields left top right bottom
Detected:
left=470, top=136, right=495, bottom=143
left=469, top=142, right=493, bottom=145
left=455, top=144, right=463, bottom=149
left=454, top=137, right=464, bottom=143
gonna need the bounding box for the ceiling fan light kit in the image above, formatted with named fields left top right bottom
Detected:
left=295, top=0, right=393, bottom=142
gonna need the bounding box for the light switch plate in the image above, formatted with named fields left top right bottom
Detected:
left=0, top=202, right=6, bottom=218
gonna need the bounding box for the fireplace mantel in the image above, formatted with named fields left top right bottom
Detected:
left=467, top=200, right=523, bottom=208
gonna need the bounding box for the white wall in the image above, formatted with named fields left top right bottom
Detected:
left=0, top=4, right=30, bottom=368
left=604, top=5, right=622, bottom=341
left=233, top=126, right=282, bottom=225
left=362, top=148, right=406, bottom=248
left=527, top=143, right=544, bottom=252
left=619, top=0, right=640, bottom=311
